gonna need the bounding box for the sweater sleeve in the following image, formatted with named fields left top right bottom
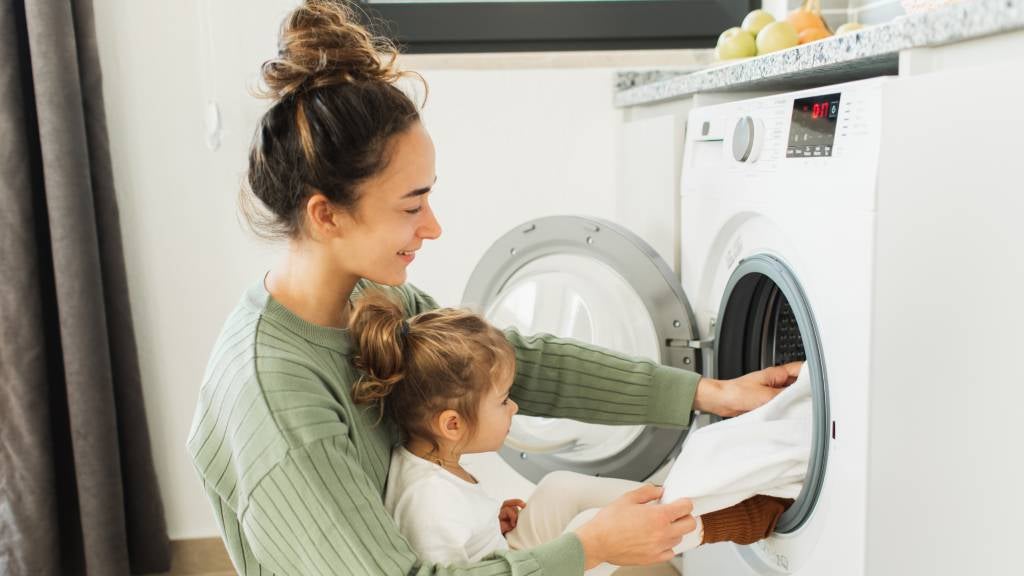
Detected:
left=240, top=435, right=584, bottom=576
left=393, top=282, right=700, bottom=429
left=701, top=496, right=794, bottom=545
left=504, top=329, right=700, bottom=428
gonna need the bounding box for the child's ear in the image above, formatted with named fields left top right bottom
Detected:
left=436, top=409, right=464, bottom=441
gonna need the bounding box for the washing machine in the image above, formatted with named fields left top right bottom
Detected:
left=461, top=60, right=1022, bottom=576
left=457, top=96, right=766, bottom=498
left=677, top=61, right=1024, bottom=575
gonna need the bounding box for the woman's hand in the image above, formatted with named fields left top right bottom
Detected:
left=499, top=499, right=526, bottom=534
left=694, top=361, right=803, bottom=417
left=575, top=484, right=695, bottom=569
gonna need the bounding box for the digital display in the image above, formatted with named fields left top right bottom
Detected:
left=787, top=93, right=841, bottom=158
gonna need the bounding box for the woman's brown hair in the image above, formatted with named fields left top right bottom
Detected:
left=242, top=0, right=425, bottom=238
left=349, top=290, right=515, bottom=452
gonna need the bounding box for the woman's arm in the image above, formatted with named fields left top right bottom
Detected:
left=505, top=329, right=700, bottom=427
left=239, top=434, right=585, bottom=575
left=506, top=329, right=800, bottom=424
left=393, top=282, right=796, bottom=422
left=394, top=281, right=698, bottom=426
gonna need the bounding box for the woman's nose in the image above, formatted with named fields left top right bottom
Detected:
left=418, top=202, right=442, bottom=240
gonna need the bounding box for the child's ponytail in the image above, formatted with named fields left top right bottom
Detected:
left=349, top=291, right=408, bottom=406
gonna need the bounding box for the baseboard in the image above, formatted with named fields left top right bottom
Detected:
left=144, top=538, right=233, bottom=576
left=151, top=537, right=679, bottom=575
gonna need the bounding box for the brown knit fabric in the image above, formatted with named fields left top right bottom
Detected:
left=701, top=496, right=794, bottom=545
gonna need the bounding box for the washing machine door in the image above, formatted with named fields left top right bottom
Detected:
left=462, top=216, right=701, bottom=483
left=713, top=254, right=829, bottom=537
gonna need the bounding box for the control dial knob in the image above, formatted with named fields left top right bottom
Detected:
left=731, top=115, right=765, bottom=163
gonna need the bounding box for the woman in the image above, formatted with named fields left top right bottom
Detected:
left=187, top=2, right=800, bottom=574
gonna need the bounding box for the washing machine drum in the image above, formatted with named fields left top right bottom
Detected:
left=713, top=254, right=830, bottom=535
left=462, top=216, right=701, bottom=483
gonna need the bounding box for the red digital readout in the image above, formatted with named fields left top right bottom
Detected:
left=812, top=102, right=827, bottom=119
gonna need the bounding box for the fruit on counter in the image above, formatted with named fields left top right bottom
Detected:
left=836, top=22, right=865, bottom=34
left=787, top=9, right=827, bottom=35
left=741, top=10, right=776, bottom=36
left=718, top=26, right=742, bottom=44
left=716, top=27, right=757, bottom=59
left=798, top=26, right=832, bottom=44
left=715, top=5, right=838, bottom=61
left=756, top=21, right=800, bottom=54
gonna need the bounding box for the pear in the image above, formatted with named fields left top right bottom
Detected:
left=742, top=10, right=776, bottom=36
left=756, top=21, right=799, bottom=54
left=716, top=28, right=757, bottom=60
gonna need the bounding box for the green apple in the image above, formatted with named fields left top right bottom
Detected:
left=741, top=10, right=776, bottom=36
left=716, top=28, right=757, bottom=60
left=835, top=22, right=865, bottom=34
left=718, top=26, right=743, bottom=44
left=756, top=21, right=799, bottom=54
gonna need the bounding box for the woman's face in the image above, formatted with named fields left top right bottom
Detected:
left=334, top=121, right=441, bottom=286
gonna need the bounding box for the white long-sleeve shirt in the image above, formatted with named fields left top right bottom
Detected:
left=384, top=447, right=509, bottom=566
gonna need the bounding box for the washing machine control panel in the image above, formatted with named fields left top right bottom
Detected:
left=787, top=93, right=841, bottom=158
left=684, top=77, right=888, bottom=213
left=702, top=80, right=882, bottom=168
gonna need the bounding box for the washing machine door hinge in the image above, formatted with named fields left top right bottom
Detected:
left=667, top=337, right=714, bottom=350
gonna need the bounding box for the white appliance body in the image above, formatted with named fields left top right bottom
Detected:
left=678, top=62, right=1024, bottom=575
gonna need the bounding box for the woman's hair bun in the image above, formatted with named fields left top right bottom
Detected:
left=260, top=0, right=402, bottom=99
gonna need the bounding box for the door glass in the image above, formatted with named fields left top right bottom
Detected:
left=484, top=253, right=660, bottom=463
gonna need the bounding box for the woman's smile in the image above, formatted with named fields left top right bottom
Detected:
left=398, top=249, right=416, bottom=264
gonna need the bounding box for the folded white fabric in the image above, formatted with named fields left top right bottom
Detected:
left=662, top=363, right=813, bottom=523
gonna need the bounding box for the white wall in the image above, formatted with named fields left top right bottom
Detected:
left=408, top=69, right=622, bottom=305
left=91, top=0, right=681, bottom=539
left=93, top=0, right=292, bottom=541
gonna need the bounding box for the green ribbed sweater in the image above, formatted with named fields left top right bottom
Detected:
left=187, top=279, right=701, bottom=575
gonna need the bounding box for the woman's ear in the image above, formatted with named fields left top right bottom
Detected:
left=436, top=409, right=465, bottom=443
left=305, top=192, right=344, bottom=240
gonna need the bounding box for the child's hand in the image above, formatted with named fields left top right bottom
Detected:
left=499, top=499, right=526, bottom=534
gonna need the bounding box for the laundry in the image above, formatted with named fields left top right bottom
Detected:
left=661, top=364, right=812, bottom=551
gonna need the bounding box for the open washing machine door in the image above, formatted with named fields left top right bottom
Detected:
left=462, top=215, right=702, bottom=483
left=682, top=253, right=831, bottom=575
left=713, top=254, right=829, bottom=536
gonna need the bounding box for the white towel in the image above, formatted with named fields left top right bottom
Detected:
left=662, top=364, right=813, bottom=552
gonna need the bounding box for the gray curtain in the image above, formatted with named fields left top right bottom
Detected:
left=0, top=1, right=170, bottom=575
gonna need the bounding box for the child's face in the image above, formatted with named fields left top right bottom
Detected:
left=464, top=362, right=518, bottom=454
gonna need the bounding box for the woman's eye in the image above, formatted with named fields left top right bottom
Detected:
left=404, top=206, right=423, bottom=215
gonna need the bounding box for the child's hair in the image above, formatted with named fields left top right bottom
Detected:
left=349, top=290, right=515, bottom=451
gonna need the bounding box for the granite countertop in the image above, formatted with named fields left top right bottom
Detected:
left=614, top=0, right=1024, bottom=107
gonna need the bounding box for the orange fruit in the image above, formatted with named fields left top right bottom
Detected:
left=787, top=10, right=827, bottom=34
left=798, top=27, right=832, bottom=44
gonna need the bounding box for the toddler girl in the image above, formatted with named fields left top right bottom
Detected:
left=349, top=290, right=790, bottom=567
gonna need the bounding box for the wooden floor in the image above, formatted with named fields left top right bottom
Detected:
left=152, top=538, right=680, bottom=575
left=147, top=539, right=234, bottom=576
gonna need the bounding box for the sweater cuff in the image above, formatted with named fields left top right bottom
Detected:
left=701, top=496, right=794, bottom=545
left=647, top=365, right=700, bottom=427
left=530, top=532, right=585, bottom=575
